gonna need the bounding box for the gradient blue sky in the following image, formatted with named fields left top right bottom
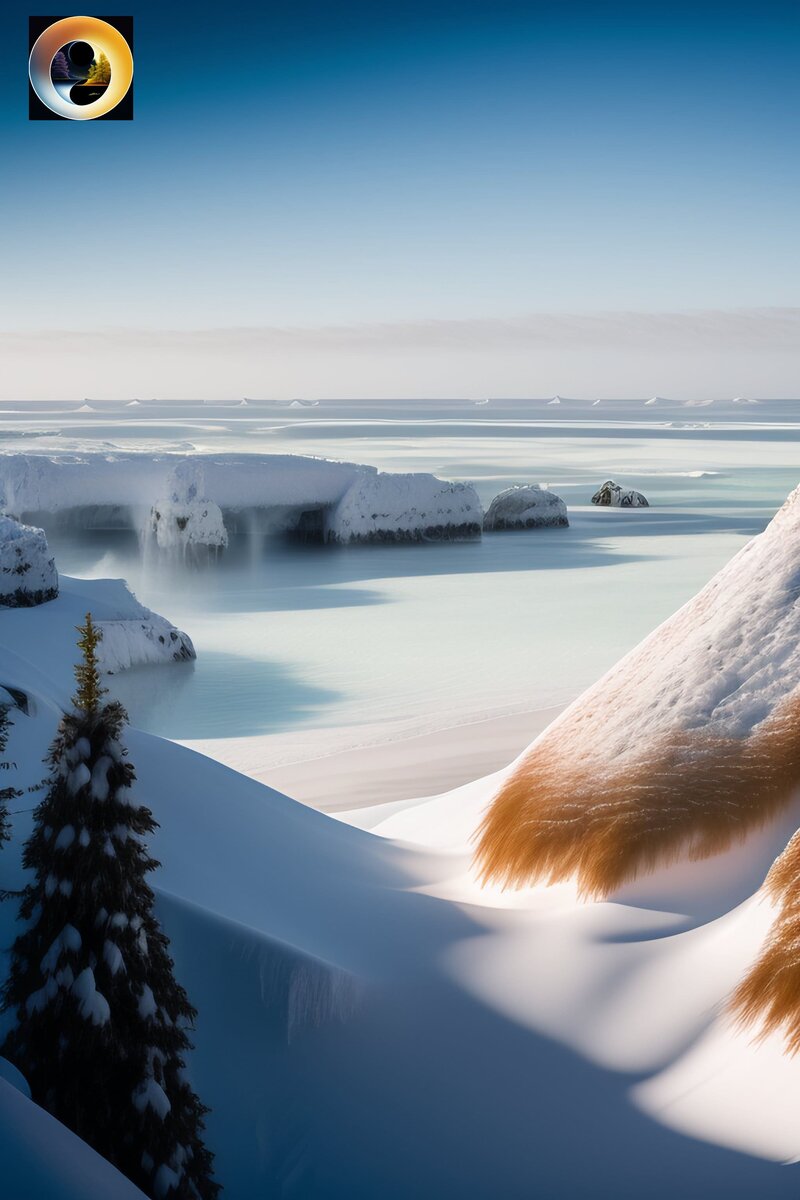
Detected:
left=3, top=1, right=799, bottom=396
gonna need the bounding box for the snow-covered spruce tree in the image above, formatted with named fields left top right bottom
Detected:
left=1, top=613, right=220, bottom=1199
left=0, top=700, right=21, bottom=848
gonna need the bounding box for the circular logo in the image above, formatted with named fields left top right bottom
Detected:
left=29, top=16, right=133, bottom=120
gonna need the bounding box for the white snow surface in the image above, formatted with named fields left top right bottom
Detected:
left=483, top=484, right=569, bottom=530
left=532, top=482, right=800, bottom=754
left=0, top=452, right=357, bottom=514
left=324, top=470, right=482, bottom=543
left=0, top=514, right=57, bottom=605
left=2, top=534, right=800, bottom=1196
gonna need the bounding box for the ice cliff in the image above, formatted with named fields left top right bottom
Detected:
left=0, top=452, right=483, bottom=548
left=325, top=472, right=482, bottom=544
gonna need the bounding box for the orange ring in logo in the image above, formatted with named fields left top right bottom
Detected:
left=29, top=16, right=133, bottom=120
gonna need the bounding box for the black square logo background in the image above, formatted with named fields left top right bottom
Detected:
left=29, top=15, right=133, bottom=120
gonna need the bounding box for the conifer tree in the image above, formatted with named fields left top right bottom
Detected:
left=85, top=51, right=111, bottom=84
left=1, top=614, right=220, bottom=1198
left=51, top=50, right=71, bottom=82
left=0, top=700, right=21, bottom=848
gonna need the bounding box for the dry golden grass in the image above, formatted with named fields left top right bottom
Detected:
left=475, top=691, right=800, bottom=898
left=730, top=829, right=800, bottom=1054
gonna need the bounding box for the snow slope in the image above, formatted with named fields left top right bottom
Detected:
left=478, top=483, right=800, bottom=896
left=0, top=1075, right=147, bottom=1200
left=2, top=559, right=800, bottom=1196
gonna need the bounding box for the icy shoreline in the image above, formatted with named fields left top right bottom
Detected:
left=0, top=452, right=483, bottom=547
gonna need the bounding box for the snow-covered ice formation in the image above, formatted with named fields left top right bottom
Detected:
left=96, top=606, right=195, bottom=674
left=0, top=452, right=482, bottom=547
left=591, top=479, right=650, bottom=507
left=148, top=460, right=228, bottom=559
left=483, top=484, right=568, bottom=530
left=0, top=515, right=58, bottom=608
left=477, top=482, right=800, bottom=896
left=0, top=576, right=194, bottom=708
left=324, top=471, right=482, bottom=544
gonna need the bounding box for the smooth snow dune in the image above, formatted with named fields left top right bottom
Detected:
left=79, top=730, right=800, bottom=1197
left=0, top=1077, right=147, bottom=1200
left=5, top=669, right=799, bottom=1197
left=4, top=571, right=800, bottom=1196
left=477, top=483, right=800, bottom=895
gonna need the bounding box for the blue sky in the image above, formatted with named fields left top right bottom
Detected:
left=3, top=1, right=799, bottom=396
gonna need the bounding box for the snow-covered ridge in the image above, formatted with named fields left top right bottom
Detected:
left=0, top=453, right=483, bottom=547
left=477, top=482, right=800, bottom=895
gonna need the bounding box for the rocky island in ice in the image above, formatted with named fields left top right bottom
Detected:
left=591, top=479, right=650, bottom=507
left=0, top=452, right=483, bottom=548
left=0, top=515, right=58, bottom=608
left=482, top=484, right=568, bottom=530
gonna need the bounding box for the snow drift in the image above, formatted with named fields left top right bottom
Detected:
left=483, top=485, right=568, bottom=530
left=0, top=515, right=58, bottom=608
left=476, top=482, right=800, bottom=897
left=0, top=1076, right=147, bottom=1200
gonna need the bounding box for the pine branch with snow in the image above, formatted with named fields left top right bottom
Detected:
left=1, top=628, right=219, bottom=1198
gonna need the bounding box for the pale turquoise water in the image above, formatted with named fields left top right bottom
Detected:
left=29, top=410, right=798, bottom=753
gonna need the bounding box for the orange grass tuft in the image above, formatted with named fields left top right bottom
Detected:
left=729, top=829, right=800, bottom=1054
left=475, top=691, right=800, bottom=898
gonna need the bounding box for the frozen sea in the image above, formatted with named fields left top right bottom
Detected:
left=1, top=398, right=798, bottom=783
